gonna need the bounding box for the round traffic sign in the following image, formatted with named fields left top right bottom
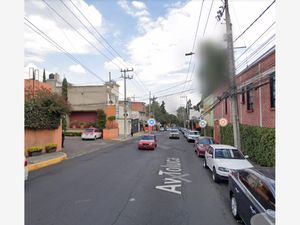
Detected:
left=199, top=120, right=207, bottom=128
left=219, top=118, right=228, bottom=127
left=148, top=118, right=156, bottom=126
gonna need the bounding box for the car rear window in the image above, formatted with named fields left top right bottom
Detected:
left=141, top=135, right=154, bottom=140
left=199, top=138, right=214, bottom=144
left=84, top=129, right=94, bottom=132
left=190, top=131, right=199, bottom=135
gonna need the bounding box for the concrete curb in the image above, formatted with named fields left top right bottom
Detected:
left=27, top=153, right=67, bottom=172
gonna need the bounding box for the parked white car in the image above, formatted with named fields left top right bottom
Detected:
left=183, top=129, right=190, bottom=138
left=204, top=144, right=253, bottom=183
left=186, top=130, right=200, bottom=142
left=81, top=128, right=102, bottom=140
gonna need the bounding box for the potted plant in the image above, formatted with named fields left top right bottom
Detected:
left=27, top=146, right=43, bottom=157
left=45, top=143, right=57, bottom=153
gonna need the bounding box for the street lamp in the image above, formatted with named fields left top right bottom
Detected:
left=185, top=52, right=195, bottom=56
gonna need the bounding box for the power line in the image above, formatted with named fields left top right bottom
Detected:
left=235, top=21, right=275, bottom=61
left=181, top=0, right=205, bottom=94
left=186, top=0, right=214, bottom=92
left=67, top=0, right=150, bottom=93
left=235, top=36, right=275, bottom=71
left=233, top=0, right=275, bottom=43
left=24, top=17, right=123, bottom=97
left=41, top=0, right=122, bottom=70
left=202, top=0, right=215, bottom=37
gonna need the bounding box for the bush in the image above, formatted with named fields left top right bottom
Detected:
left=25, top=88, right=71, bottom=129
left=45, top=143, right=57, bottom=150
left=220, top=124, right=275, bottom=167
left=65, top=131, right=82, bottom=137
left=27, top=146, right=43, bottom=153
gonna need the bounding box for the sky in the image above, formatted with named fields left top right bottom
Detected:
left=24, top=0, right=275, bottom=114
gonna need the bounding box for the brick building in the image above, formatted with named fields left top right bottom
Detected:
left=201, top=47, right=275, bottom=142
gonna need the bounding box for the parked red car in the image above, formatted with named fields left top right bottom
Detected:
left=194, top=136, right=215, bottom=157
left=138, top=135, right=157, bottom=150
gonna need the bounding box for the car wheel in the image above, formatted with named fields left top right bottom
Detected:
left=212, top=167, right=220, bottom=183
left=203, top=159, right=208, bottom=168
left=230, top=194, right=240, bottom=219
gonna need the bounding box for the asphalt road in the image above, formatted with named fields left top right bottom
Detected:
left=25, top=132, right=240, bottom=225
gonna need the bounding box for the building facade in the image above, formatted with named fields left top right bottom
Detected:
left=200, top=47, right=275, bottom=142
left=46, top=75, right=119, bottom=129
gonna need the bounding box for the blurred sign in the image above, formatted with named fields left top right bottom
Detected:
left=219, top=118, right=228, bottom=127
left=148, top=118, right=156, bottom=126
left=199, top=120, right=207, bottom=128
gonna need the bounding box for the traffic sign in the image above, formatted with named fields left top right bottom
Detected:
left=199, top=120, right=207, bottom=128
left=219, top=118, right=228, bottom=127
left=148, top=118, right=156, bottom=126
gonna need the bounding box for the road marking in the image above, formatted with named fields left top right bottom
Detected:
left=155, top=157, right=191, bottom=195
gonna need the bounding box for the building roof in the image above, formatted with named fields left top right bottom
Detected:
left=236, top=45, right=275, bottom=78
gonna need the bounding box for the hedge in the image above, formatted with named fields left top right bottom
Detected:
left=220, top=124, right=275, bottom=167
left=198, top=126, right=214, bottom=137
left=25, top=88, right=70, bottom=129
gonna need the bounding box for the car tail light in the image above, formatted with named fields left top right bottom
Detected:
left=25, top=159, right=27, bottom=167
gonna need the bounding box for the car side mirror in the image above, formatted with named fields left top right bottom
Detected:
left=244, top=155, right=249, bottom=159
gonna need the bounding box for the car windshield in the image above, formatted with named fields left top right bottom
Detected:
left=189, top=131, right=199, bottom=135
left=141, top=135, right=154, bottom=140
left=84, top=129, right=94, bottom=132
left=199, top=138, right=214, bottom=144
left=215, top=148, right=245, bottom=159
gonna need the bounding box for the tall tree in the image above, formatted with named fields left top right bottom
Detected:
left=160, top=101, right=167, bottom=114
left=43, top=68, right=46, bottom=82
left=62, top=77, right=68, bottom=101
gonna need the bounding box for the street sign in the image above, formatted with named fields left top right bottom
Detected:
left=219, top=118, right=228, bottom=127
left=199, top=120, right=207, bottom=128
left=148, top=118, right=156, bottom=126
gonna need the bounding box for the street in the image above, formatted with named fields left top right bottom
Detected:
left=26, top=132, right=238, bottom=225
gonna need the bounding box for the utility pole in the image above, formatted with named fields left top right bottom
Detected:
left=121, top=68, right=133, bottom=139
left=180, top=96, right=188, bottom=128
left=149, top=91, right=151, bottom=118
left=224, top=0, right=241, bottom=150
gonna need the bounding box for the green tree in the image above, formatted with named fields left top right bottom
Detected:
left=160, top=101, right=167, bottom=114
left=62, top=77, right=68, bottom=101
left=43, top=69, right=46, bottom=83
left=25, top=88, right=71, bottom=129
left=96, top=109, right=106, bottom=131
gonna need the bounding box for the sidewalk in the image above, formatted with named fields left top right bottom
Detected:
left=27, top=151, right=67, bottom=172
left=250, top=160, right=275, bottom=179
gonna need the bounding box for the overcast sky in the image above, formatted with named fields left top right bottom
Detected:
left=24, top=0, right=275, bottom=114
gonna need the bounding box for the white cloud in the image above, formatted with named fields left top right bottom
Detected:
left=132, top=1, right=147, bottom=10
left=117, top=0, right=151, bottom=33
left=122, top=0, right=275, bottom=112
left=24, top=0, right=105, bottom=63
left=69, top=64, right=86, bottom=74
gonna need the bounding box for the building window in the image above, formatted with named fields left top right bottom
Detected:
left=225, top=97, right=228, bottom=114
left=246, top=83, right=254, bottom=111
left=241, top=88, right=245, bottom=104
left=270, top=74, right=275, bottom=108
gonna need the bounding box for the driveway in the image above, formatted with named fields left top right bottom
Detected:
left=63, top=136, right=116, bottom=159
